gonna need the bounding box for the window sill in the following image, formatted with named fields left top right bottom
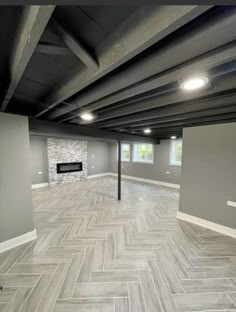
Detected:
left=170, top=162, right=182, bottom=167
left=132, top=160, right=154, bottom=165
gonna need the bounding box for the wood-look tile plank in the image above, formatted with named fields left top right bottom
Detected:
left=4, top=287, right=31, bottom=312
left=104, top=259, right=149, bottom=271
left=73, top=282, right=128, bottom=298
left=0, top=274, right=39, bottom=287
left=182, top=278, right=236, bottom=293
left=128, top=282, right=146, bottom=312
left=93, top=239, right=106, bottom=271
left=173, top=293, right=236, bottom=311
left=139, top=269, right=163, bottom=312
left=58, top=254, right=83, bottom=299
left=52, top=298, right=114, bottom=312
left=0, top=243, right=33, bottom=273
left=91, top=271, right=139, bottom=283
left=20, top=274, right=52, bottom=312
left=0, top=288, right=17, bottom=303
left=115, top=297, right=129, bottom=312
left=157, top=251, right=184, bottom=294
left=0, top=303, right=7, bottom=312
left=8, top=263, right=57, bottom=274
left=191, top=256, right=236, bottom=267
left=46, top=246, right=85, bottom=255
left=36, top=263, right=69, bottom=312
left=186, top=267, right=236, bottom=279
left=105, top=232, right=115, bottom=261
left=116, top=251, right=156, bottom=259
left=77, top=247, right=95, bottom=283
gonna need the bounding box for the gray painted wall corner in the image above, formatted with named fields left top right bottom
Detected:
left=179, top=122, right=236, bottom=229
left=0, top=113, right=34, bottom=243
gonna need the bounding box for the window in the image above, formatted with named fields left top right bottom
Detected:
left=120, top=143, right=131, bottom=162
left=132, top=144, right=154, bottom=163
left=170, top=139, right=182, bottom=166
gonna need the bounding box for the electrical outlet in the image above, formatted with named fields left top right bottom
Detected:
left=38, top=171, right=43, bottom=175
left=92, top=166, right=95, bottom=169
left=166, top=171, right=170, bottom=175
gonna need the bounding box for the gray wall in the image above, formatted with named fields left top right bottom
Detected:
left=179, top=123, right=236, bottom=229
left=0, top=113, right=34, bottom=243
left=29, top=136, right=110, bottom=183
left=30, top=136, right=49, bottom=184
left=109, top=140, right=181, bottom=184
left=87, top=141, right=110, bottom=175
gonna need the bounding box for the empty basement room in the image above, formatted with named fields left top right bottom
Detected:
left=1, top=3, right=236, bottom=312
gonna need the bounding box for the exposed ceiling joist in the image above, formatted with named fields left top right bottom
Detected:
left=51, top=20, right=98, bottom=70
left=36, top=42, right=71, bottom=56
left=79, top=75, right=236, bottom=124
left=0, top=5, right=55, bottom=112
left=95, top=92, right=236, bottom=129
left=51, top=42, right=236, bottom=122
left=35, top=5, right=210, bottom=118
left=138, top=113, right=236, bottom=131
left=125, top=105, right=236, bottom=130
left=49, top=6, right=236, bottom=122
left=29, top=118, right=159, bottom=143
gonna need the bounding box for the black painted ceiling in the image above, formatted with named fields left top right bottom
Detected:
left=1, top=5, right=236, bottom=140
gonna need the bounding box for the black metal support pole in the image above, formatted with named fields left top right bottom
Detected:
left=118, top=140, right=121, bottom=201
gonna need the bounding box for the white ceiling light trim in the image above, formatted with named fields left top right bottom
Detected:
left=180, top=76, right=209, bottom=91
left=144, top=128, right=152, bottom=134
left=80, top=112, right=95, bottom=121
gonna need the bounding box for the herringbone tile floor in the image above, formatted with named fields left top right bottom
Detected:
left=1, top=176, right=236, bottom=311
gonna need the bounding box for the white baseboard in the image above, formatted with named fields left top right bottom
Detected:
left=0, top=229, right=37, bottom=254
left=87, top=173, right=111, bottom=179
left=32, top=183, right=49, bottom=189
left=227, top=201, right=236, bottom=208
left=176, top=211, right=236, bottom=239
left=108, top=173, right=180, bottom=189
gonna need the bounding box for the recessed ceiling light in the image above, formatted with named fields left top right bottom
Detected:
left=180, top=76, right=208, bottom=91
left=144, top=128, right=152, bottom=134
left=171, top=136, right=177, bottom=139
left=80, top=112, right=94, bottom=121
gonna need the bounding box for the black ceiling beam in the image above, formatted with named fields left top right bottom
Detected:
left=93, top=91, right=236, bottom=129
left=69, top=7, right=236, bottom=109
left=29, top=118, right=159, bottom=144
left=55, top=39, right=236, bottom=123
left=49, top=6, right=236, bottom=122
left=0, top=5, right=55, bottom=112
left=78, top=75, right=236, bottom=125
left=52, top=84, right=178, bottom=122
left=135, top=113, right=236, bottom=132
left=50, top=20, right=98, bottom=70
left=124, top=105, right=236, bottom=130
left=35, top=42, right=71, bottom=56
left=34, top=5, right=210, bottom=118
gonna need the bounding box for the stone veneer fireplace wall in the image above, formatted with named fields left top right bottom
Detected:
left=47, top=138, right=88, bottom=185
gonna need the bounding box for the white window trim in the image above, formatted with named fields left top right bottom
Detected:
left=170, top=139, right=182, bottom=166
left=132, top=144, right=154, bottom=164
left=117, top=143, right=131, bottom=162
